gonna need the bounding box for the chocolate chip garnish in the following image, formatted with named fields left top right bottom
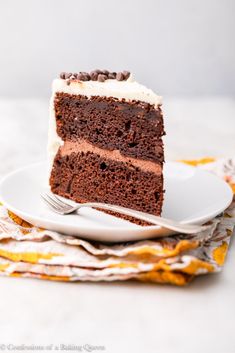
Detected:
left=90, top=72, right=99, bottom=81
left=116, top=72, right=124, bottom=81
left=82, top=74, right=90, bottom=81
left=76, top=73, right=83, bottom=81
left=98, top=74, right=107, bottom=82
left=60, top=72, right=66, bottom=79
left=60, top=70, right=131, bottom=81
left=123, top=71, right=130, bottom=79
left=108, top=72, right=116, bottom=79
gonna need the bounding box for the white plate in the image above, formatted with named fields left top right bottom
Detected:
left=0, top=162, right=233, bottom=242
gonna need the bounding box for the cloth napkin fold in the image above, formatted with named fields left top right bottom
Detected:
left=0, top=158, right=234, bottom=286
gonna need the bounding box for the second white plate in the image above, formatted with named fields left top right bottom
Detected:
left=0, top=161, right=232, bottom=242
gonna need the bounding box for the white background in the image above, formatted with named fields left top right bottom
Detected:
left=0, top=0, right=234, bottom=97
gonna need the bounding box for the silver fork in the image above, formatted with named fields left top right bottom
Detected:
left=41, top=192, right=210, bottom=234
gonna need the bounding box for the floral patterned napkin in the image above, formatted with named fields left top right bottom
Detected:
left=0, top=158, right=234, bottom=286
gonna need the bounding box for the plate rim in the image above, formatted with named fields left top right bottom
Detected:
left=0, top=161, right=233, bottom=233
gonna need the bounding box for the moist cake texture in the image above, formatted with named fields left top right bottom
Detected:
left=48, top=70, right=165, bottom=225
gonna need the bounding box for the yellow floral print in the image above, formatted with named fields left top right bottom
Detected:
left=212, top=241, right=228, bottom=266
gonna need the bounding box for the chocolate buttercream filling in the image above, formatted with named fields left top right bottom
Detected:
left=60, top=139, right=162, bottom=174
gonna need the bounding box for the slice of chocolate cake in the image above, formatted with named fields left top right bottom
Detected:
left=48, top=70, right=165, bottom=225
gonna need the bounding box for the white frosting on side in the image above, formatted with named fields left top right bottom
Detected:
left=47, top=95, right=63, bottom=178
left=48, top=76, right=162, bottom=180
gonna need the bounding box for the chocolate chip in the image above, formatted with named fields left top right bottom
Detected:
left=123, top=71, right=130, bottom=79
left=108, top=72, right=116, bottom=79
left=102, top=70, right=109, bottom=75
left=83, top=74, right=90, bottom=81
left=98, top=74, right=107, bottom=82
left=64, top=72, right=72, bottom=79
left=116, top=72, right=124, bottom=81
left=60, top=72, right=66, bottom=79
left=94, top=69, right=102, bottom=74
left=90, top=72, right=99, bottom=81
left=77, top=73, right=84, bottom=81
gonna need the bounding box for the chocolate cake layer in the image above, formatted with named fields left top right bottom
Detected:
left=50, top=149, right=164, bottom=218
left=54, top=93, right=164, bottom=163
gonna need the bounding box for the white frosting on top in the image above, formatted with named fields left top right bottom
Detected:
left=48, top=75, right=162, bottom=179
left=52, top=76, right=162, bottom=106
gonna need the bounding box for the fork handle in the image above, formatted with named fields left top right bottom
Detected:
left=79, top=202, right=207, bottom=234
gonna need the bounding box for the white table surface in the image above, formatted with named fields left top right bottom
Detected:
left=0, top=97, right=235, bottom=353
